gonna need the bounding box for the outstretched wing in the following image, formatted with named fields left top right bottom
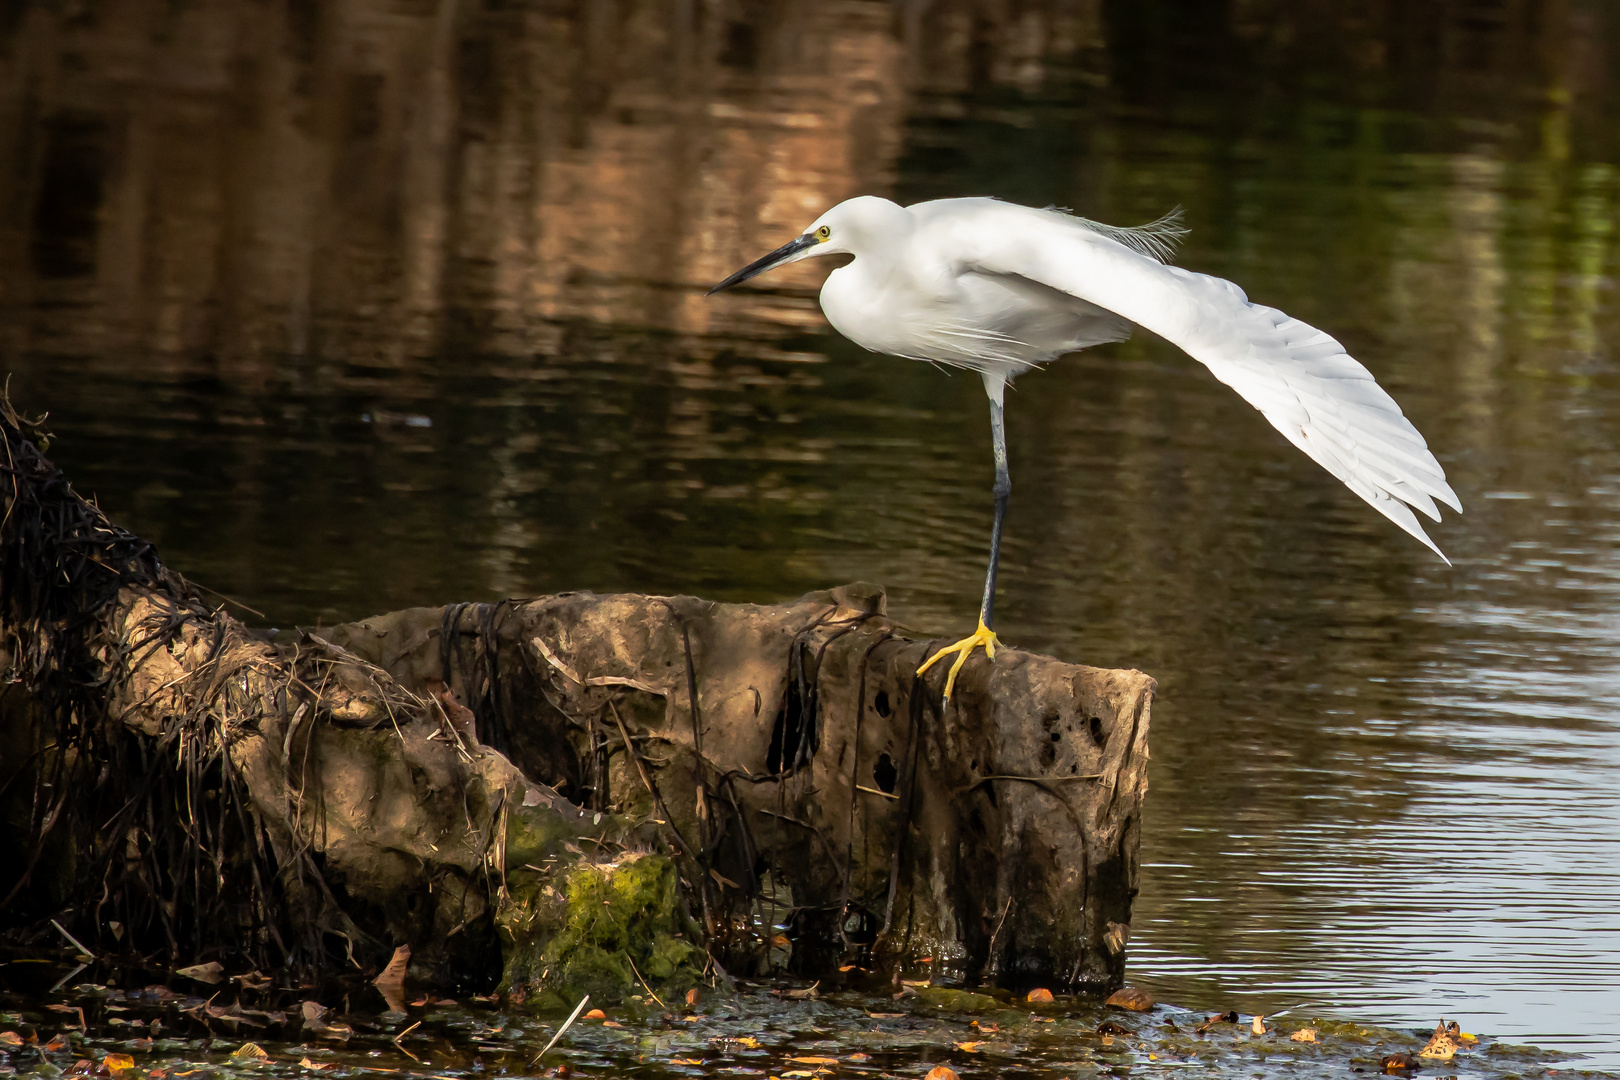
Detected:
left=939, top=199, right=1461, bottom=560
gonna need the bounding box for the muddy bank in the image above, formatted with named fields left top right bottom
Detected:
left=0, top=400, right=1153, bottom=1000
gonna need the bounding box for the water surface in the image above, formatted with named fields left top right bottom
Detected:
left=3, top=0, right=1618, bottom=1066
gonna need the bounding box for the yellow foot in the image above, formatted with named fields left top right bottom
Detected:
left=916, top=619, right=1001, bottom=700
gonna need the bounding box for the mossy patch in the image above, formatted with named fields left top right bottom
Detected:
left=499, top=851, right=703, bottom=1004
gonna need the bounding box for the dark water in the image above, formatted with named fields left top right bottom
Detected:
left=4, top=0, right=1620, bottom=1067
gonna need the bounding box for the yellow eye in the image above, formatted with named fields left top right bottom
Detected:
left=816, top=225, right=831, bottom=240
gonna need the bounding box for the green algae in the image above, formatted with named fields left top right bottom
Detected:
left=498, top=850, right=703, bottom=1004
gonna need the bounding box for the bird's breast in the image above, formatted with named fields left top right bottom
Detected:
left=818, top=263, right=912, bottom=357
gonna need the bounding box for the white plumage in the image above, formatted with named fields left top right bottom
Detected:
left=710, top=195, right=1460, bottom=694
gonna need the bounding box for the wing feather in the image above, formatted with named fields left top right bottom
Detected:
left=938, top=199, right=1461, bottom=560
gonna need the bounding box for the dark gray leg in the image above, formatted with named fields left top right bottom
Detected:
left=979, top=394, right=1010, bottom=630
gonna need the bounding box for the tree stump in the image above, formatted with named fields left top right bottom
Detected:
left=0, top=398, right=1153, bottom=995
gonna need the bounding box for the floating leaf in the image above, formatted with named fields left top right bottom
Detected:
left=1381, top=1052, right=1416, bottom=1073
left=1096, top=1021, right=1129, bottom=1036
left=952, top=1041, right=984, bottom=1053
left=1026, top=988, right=1054, bottom=1003
left=787, top=1058, right=838, bottom=1066
left=102, top=1057, right=134, bottom=1072
left=684, top=989, right=702, bottom=1008
left=0, top=1032, right=22, bottom=1047
left=1418, top=1019, right=1459, bottom=1061
left=1290, top=1028, right=1319, bottom=1043
left=923, top=1068, right=959, bottom=1080
left=175, top=963, right=223, bottom=985
left=583, top=1010, right=606, bottom=1020
left=601, top=1021, right=623, bottom=1029
left=230, top=1043, right=268, bottom=1060
left=299, top=1059, right=334, bottom=1071
left=1251, top=1015, right=1267, bottom=1036
left=1104, top=987, right=1154, bottom=1012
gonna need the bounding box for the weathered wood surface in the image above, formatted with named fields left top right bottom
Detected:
left=0, top=400, right=1153, bottom=995
left=330, top=588, right=1155, bottom=988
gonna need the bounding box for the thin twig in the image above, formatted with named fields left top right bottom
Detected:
left=50, top=918, right=93, bottom=958
left=625, top=953, right=665, bottom=1008
left=855, top=784, right=899, bottom=800
left=191, top=581, right=267, bottom=619
left=534, top=994, right=591, bottom=1062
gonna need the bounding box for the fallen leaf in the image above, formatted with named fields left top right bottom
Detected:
left=952, top=1041, right=984, bottom=1053
left=175, top=963, right=224, bottom=985
left=1290, top=1028, right=1319, bottom=1043
left=1026, top=988, right=1054, bottom=1003
left=1251, top=1015, right=1267, bottom=1035
left=1104, top=987, right=1154, bottom=1012
left=0, top=1032, right=22, bottom=1047
left=602, top=1021, right=623, bottom=1029
left=149, top=1070, right=167, bottom=1078
left=923, top=1068, right=959, bottom=1080
left=971, top=1021, right=998, bottom=1033
left=1419, top=1018, right=1460, bottom=1061
left=787, top=1058, right=838, bottom=1065
left=1381, top=1052, right=1416, bottom=1073
left=103, top=1056, right=135, bottom=1072
left=846, top=1053, right=869, bottom=1061
left=1437, top=1019, right=1478, bottom=1045
left=737, top=1036, right=762, bottom=1050
left=685, top=989, right=701, bottom=1008
left=1096, top=1021, right=1130, bottom=1036
left=45, top=1035, right=72, bottom=1052
left=230, top=1044, right=268, bottom=1060
left=867, top=1013, right=903, bottom=1019
left=374, top=945, right=411, bottom=987
left=1196, top=1011, right=1240, bottom=1033
left=299, top=1059, right=334, bottom=1071
left=784, top=982, right=820, bottom=1001
left=583, top=1009, right=606, bottom=1020
left=668, top=1059, right=702, bottom=1066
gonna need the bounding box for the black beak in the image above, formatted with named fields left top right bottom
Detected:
left=707, top=234, right=819, bottom=294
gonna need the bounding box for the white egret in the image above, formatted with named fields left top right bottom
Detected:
left=710, top=196, right=1460, bottom=699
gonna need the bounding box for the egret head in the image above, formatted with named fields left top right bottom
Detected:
left=707, top=196, right=907, bottom=294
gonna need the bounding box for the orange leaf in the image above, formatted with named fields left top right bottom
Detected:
left=1026, top=988, right=1054, bottom=1003
left=1104, top=987, right=1154, bottom=1012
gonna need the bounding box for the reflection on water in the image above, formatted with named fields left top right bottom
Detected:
left=4, top=0, right=1620, bottom=1065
